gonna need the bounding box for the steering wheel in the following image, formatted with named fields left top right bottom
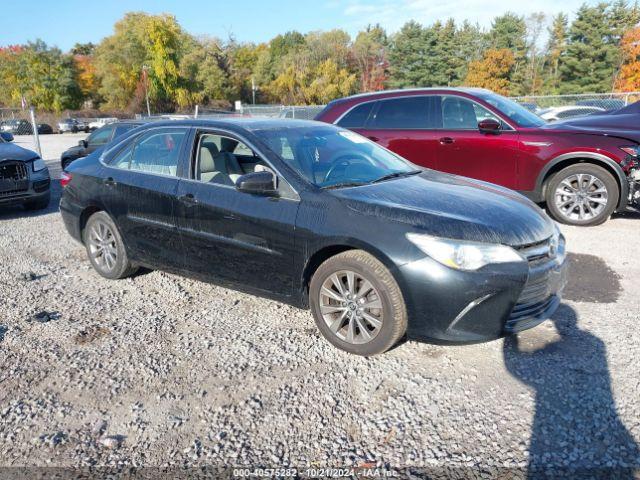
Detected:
left=324, top=152, right=375, bottom=183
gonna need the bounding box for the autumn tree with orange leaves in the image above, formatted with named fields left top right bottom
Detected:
left=463, top=49, right=515, bottom=95
left=615, top=26, right=640, bottom=92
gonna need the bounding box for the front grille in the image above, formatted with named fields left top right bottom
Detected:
left=0, top=161, right=29, bottom=195
left=507, top=236, right=557, bottom=328
left=515, top=237, right=553, bottom=265
left=0, top=161, right=28, bottom=181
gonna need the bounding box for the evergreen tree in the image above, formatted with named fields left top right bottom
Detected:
left=488, top=13, right=528, bottom=94
left=560, top=3, right=620, bottom=93
left=387, top=21, right=436, bottom=88
left=543, top=13, right=569, bottom=94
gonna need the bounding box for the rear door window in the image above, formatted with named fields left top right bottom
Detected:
left=110, top=128, right=187, bottom=177
left=369, top=96, right=437, bottom=129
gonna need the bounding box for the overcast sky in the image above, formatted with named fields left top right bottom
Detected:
left=0, top=0, right=597, bottom=51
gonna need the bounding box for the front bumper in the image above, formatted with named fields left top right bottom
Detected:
left=399, top=239, right=568, bottom=343
left=0, top=165, right=50, bottom=206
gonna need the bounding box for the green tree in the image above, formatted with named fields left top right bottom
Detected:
left=180, top=37, right=231, bottom=107
left=488, top=13, right=528, bottom=94
left=387, top=21, right=435, bottom=87
left=352, top=24, right=388, bottom=92
left=94, top=12, right=192, bottom=112
left=543, top=13, right=569, bottom=93
left=0, top=41, right=82, bottom=111
left=560, top=3, right=620, bottom=93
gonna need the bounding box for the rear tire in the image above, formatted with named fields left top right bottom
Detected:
left=84, top=211, right=138, bottom=280
left=309, top=250, right=407, bottom=356
left=545, top=164, right=618, bottom=226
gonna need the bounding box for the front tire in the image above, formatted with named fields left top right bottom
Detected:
left=84, top=211, right=138, bottom=280
left=309, top=250, right=407, bottom=356
left=545, top=164, right=618, bottom=226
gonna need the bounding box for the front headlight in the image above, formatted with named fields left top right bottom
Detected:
left=32, top=158, right=46, bottom=172
left=406, top=233, right=524, bottom=271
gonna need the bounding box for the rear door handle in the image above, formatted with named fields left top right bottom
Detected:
left=103, top=177, right=117, bottom=187
left=367, top=136, right=379, bottom=142
left=439, top=137, right=455, bottom=145
left=178, top=193, right=198, bottom=206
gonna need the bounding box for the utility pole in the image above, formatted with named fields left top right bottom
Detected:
left=251, top=77, right=257, bottom=105
left=142, top=65, right=151, bottom=117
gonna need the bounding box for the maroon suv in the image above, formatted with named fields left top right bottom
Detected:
left=315, top=88, right=640, bottom=226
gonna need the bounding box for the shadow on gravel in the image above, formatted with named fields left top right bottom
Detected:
left=0, top=180, right=61, bottom=220
left=563, top=253, right=621, bottom=303
left=504, top=305, right=639, bottom=478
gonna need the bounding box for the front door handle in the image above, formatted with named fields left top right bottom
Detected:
left=439, top=137, right=455, bottom=145
left=178, top=193, right=198, bottom=206
left=367, top=136, right=380, bottom=142
left=103, top=177, right=117, bottom=187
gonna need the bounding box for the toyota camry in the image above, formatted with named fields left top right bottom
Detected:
left=60, top=119, right=567, bottom=355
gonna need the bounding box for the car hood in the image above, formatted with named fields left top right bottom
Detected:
left=332, top=170, right=555, bottom=247
left=541, top=118, right=640, bottom=143
left=64, top=145, right=84, bottom=156
left=0, top=142, right=39, bottom=162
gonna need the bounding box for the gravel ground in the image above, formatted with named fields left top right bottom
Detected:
left=1, top=135, right=639, bottom=478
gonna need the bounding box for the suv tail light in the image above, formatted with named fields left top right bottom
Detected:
left=60, top=172, right=73, bottom=188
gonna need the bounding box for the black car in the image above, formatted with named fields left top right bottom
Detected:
left=60, top=120, right=146, bottom=169
left=60, top=119, right=567, bottom=355
left=0, top=135, right=50, bottom=210
left=0, top=119, right=53, bottom=135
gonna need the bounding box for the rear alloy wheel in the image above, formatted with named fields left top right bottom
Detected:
left=309, top=250, right=407, bottom=356
left=545, top=164, right=618, bottom=226
left=84, top=211, right=138, bottom=279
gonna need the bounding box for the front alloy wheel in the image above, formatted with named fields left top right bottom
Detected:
left=546, top=164, right=618, bottom=226
left=310, top=250, right=407, bottom=356
left=319, top=270, right=384, bottom=345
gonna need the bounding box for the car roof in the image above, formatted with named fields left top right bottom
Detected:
left=128, top=117, right=326, bottom=132
left=325, top=87, right=494, bottom=105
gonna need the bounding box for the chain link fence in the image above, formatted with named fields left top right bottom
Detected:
left=511, top=92, right=640, bottom=119
left=0, top=107, right=44, bottom=156
left=235, top=104, right=326, bottom=120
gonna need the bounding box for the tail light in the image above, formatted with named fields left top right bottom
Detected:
left=60, top=172, right=73, bottom=188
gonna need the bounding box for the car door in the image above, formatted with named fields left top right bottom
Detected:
left=435, top=95, right=520, bottom=189
left=85, top=125, right=115, bottom=156
left=175, top=129, right=299, bottom=297
left=100, top=126, right=190, bottom=271
left=340, top=96, right=441, bottom=169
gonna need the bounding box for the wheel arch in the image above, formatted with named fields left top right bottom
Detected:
left=537, top=152, right=628, bottom=211
left=79, top=205, right=105, bottom=239
left=299, top=240, right=403, bottom=308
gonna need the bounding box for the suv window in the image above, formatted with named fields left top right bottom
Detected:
left=111, top=128, right=187, bottom=176
left=337, top=102, right=375, bottom=128
left=441, top=96, right=501, bottom=130
left=87, top=126, right=114, bottom=146
left=114, top=124, right=136, bottom=138
left=369, top=96, right=436, bottom=129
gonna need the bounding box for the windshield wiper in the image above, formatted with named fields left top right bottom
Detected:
left=371, top=170, right=422, bottom=184
left=322, top=181, right=369, bottom=190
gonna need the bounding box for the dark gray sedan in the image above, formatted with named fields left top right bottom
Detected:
left=0, top=136, right=50, bottom=210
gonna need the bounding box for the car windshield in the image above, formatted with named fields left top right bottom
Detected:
left=253, top=124, right=419, bottom=188
left=474, top=91, right=546, bottom=127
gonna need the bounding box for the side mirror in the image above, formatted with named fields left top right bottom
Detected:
left=478, top=118, right=502, bottom=134
left=79, top=140, right=88, bottom=148
left=236, top=171, right=277, bottom=195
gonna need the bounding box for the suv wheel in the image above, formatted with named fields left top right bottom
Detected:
left=84, top=211, right=138, bottom=279
left=545, top=164, right=618, bottom=226
left=309, top=250, right=407, bottom=356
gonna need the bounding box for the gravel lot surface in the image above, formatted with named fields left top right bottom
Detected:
left=1, top=135, right=639, bottom=478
